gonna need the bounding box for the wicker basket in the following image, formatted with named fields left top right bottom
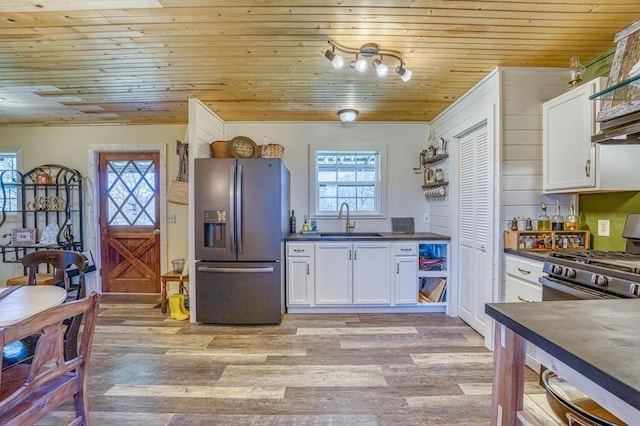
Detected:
left=259, top=144, right=284, bottom=159
left=211, top=140, right=233, bottom=158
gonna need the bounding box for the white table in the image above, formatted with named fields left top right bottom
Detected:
left=0, top=286, right=67, bottom=327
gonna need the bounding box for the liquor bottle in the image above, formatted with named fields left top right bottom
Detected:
left=564, top=203, right=578, bottom=231
left=289, top=210, right=297, bottom=234
left=552, top=201, right=564, bottom=231
left=537, top=202, right=551, bottom=231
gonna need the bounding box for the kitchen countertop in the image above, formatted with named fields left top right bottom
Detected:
left=503, top=248, right=550, bottom=262
left=486, top=299, right=640, bottom=411
left=285, top=232, right=450, bottom=242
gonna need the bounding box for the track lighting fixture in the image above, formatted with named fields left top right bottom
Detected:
left=338, top=109, right=358, bottom=123
left=395, top=66, right=412, bottom=82
left=324, top=40, right=412, bottom=82
left=324, top=48, right=344, bottom=69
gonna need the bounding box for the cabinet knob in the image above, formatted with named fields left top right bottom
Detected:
left=517, top=296, right=535, bottom=303
left=517, top=268, right=531, bottom=275
left=306, top=264, right=310, bottom=275
left=396, top=263, right=400, bottom=274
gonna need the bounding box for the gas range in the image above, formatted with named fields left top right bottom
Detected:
left=543, top=250, right=640, bottom=298
left=540, top=214, right=640, bottom=300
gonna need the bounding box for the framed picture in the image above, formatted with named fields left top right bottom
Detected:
left=598, top=19, right=640, bottom=122
left=11, top=228, right=36, bottom=245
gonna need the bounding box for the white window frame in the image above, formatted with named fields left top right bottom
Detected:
left=0, top=148, right=22, bottom=219
left=308, top=144, right=387, bottom=218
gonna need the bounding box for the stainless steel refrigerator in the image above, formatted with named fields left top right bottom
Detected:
left=194, top=158, right=289, bottom=324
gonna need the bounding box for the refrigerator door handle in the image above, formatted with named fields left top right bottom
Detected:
left=229, top=165, right=237, bottom=255
left=236, top=164, right=243, bottom=254
left=198, top=266, right=274, bottom=273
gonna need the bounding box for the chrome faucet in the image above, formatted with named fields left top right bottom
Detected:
left=338, top=202, right=356, bottom=233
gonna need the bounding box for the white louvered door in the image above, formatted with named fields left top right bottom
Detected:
left=457, top=124, right=492, bottom=337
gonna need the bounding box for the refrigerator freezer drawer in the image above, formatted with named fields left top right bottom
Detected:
left=195, top=261, right=283, bottom=324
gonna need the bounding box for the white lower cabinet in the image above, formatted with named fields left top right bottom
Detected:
left=315, top=243, right=352, bottom=304
left=314, top=242, right=391, bottom=305
left=504, top=254, right=543, bottom=370
left=286, top=243, right=314, bottom=305
left=394, top=243, right=418, bottom=304
left=286, top=239, right=449, bottom=312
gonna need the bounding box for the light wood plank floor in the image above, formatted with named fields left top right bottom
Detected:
left=38, top=294, right=546, bottom=425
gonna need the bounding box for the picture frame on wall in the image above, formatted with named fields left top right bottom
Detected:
left=11, top=228, right=36, bottom=245
left=597, top=19, right=640, bottom=122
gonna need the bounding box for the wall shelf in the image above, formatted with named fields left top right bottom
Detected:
left=422, top=153, right=449, bottom=165
left=422, top=181, right=448, bottom=189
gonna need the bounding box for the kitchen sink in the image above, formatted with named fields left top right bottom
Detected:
left=319, top=232, right=384, bottom=238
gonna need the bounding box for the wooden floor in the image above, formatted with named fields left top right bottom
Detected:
left=37, top=294, right=547, bottom=425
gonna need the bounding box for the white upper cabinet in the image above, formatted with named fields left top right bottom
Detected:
left=543, top=77, right=640, bottom=193
left=543, top=78, right=602, bottom=192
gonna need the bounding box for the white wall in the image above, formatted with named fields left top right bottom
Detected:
left=0, top=124, right=188, bottom=287
left=224, top=122, right=431, bottom=233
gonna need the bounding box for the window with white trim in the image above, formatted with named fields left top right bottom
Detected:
left=0, top=152, right=18, bottom=212
left=310, top=147, right=386, bottom=217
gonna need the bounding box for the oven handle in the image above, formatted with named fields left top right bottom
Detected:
left=539, top=275, right=609, bottom=299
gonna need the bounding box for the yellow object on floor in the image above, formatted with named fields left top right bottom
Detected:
left=169, top=294, right=189, bottom=321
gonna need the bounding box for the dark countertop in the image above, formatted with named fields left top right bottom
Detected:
left=285, top=232, right=450, bottom=242
left=485, top=299, right=640, bottom=409
left=503, top=248, right=549, bottom=262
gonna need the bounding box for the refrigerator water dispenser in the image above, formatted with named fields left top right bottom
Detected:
left=204, top=210, right=226, bottom=248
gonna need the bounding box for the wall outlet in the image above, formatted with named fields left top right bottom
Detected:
left=423, top=214, right=430, bottom=224
left=598, top=219, right=610, bottom=237
left=167, top=214, right=177, bottom=224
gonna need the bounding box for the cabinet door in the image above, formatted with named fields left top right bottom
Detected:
left=287, top=257, right=313, bottom=305
left=315, top=243, right=352, bottom=304
left=394, top=255, right=418, bottom=304
left=543, top=80, right=597, bottom=191
left=353, top=243, right=391, bottom=304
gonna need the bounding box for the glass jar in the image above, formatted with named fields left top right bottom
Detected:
left=564, top=203, right=578, bottom=231
left=552, top=201, right=564, bottom=231
left=537, top=202, right=551, bottom=231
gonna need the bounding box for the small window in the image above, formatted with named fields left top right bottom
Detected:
left=0, top=152, right=18, bottom=212
left=310, top=147, right=386, bottom=218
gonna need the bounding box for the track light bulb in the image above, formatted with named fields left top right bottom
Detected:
left=355, top=57, right=368, bottom=72
left=324, top=49, right=344, bottom=69
left=396, top=66, right=412, bottom=82
left=373, top=59, right=388, bottom=77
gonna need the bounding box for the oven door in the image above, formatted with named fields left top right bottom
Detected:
left=539, top=276, right=618, bottom=300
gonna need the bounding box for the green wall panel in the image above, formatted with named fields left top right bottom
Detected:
left=579, top=192, right=640, bottom=250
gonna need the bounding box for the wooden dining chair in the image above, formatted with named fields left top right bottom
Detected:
left=21, top=250, right=89, bottom=360
left=0, top=293, right=100, bottom=426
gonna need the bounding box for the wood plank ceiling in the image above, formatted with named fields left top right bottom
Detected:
left=0, top=1, right=639, bottom=126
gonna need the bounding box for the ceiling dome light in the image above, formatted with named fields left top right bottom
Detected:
left=324, top=49, right=344, bottom=69
left=396, top=66, right=412, bottom=82
left=338, top=109, right=358, bottom=123
left=373, top=59, right=388, bottom=77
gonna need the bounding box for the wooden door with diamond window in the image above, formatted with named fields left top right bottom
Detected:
left=99, top=152, right=160, bottom=293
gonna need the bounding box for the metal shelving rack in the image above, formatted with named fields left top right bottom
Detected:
left=0, top=164, right=83, bottom=263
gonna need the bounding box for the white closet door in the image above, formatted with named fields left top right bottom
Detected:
left=457, top=124, right=492, bottom=336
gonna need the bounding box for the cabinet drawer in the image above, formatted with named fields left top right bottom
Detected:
left=393, top=242, right=417, bottom=256
left=505, top=255, right=543, bottom=282
left=505, top=276, right=542, bottom=303
left=287, top=243, right=313, bottom=256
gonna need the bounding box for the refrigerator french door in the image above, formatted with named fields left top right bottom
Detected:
left=194, top=158, right=289, bottom=324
